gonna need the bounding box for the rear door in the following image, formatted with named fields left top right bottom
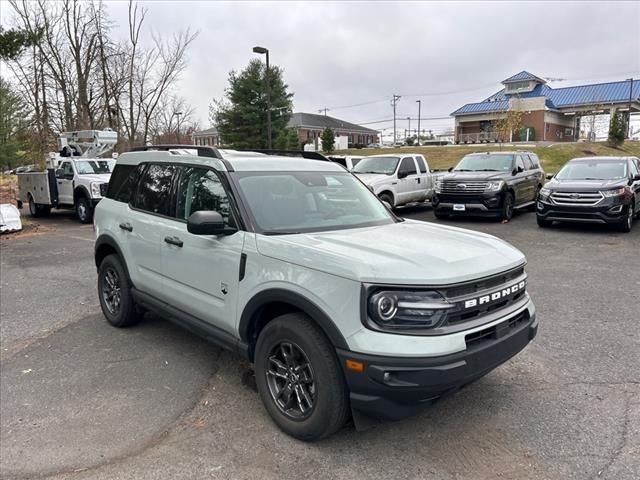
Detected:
left=414, top=154, right=432, bottom=199
left=127, top=163, right=177, bottom=299
left=161, top=166, right=245, bottom=335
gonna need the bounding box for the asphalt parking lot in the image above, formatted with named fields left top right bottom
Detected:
left=1, top=208, right=639, bottom=480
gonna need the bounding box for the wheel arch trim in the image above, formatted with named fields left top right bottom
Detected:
left=94, top=234, right=133, bottom=285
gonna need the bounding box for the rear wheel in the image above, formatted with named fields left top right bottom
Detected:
left=500, top=192, right=514, bottom=221
left=76, top=196, right=93, bottom=224
left=254, top=313, right=349, bottom=441
left=98, top=254, right=139, bottom=327
left=28, top=195, right=50, bottom=217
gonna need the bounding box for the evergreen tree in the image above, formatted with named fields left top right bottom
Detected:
left=321, top=128, right=335, bottom=153
left=608, top=110, right=625, bottom=147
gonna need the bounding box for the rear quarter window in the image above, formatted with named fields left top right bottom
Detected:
left=132, top=164, right=176, bottom=216
left=106, top=164, right=140, bottom=203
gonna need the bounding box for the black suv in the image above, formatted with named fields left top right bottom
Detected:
left=433, top=151, right=544, bottom=221
left=537, top=156, right=640, bottom=232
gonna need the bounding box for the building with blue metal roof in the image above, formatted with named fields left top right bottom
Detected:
left=451, top=71, right=639, bottom=143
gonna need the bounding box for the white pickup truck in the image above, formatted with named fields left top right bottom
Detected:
left=16, top=130, right=117, bottom=223
left=352, top=153, right=434, bottom=208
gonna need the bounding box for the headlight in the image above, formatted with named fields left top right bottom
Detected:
left=601, top=187, right=628, bottom=197
left=539, top=186, right=552, bottom=199
left=485, top=180, right=504, bottom=191
left=368, top=290, right=454, bottom=331
left=90, top=182, right=102, bottom=197
left=435, top=180, right=442, bottom=193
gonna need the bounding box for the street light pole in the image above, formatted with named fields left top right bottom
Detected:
left=627, top=78, right=634, bottom=139
left=253, top=46, right=272, bottom=149
left=407, top=117, right=411, bottom=142
left=173, top=111, right=183, bottom=143
left=416, top=100, right=421, bottom=146
left=392, top=94, right=401, bottom=145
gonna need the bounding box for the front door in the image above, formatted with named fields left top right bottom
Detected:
left=57, top=161, right=75, bottom=205
left=161, top=166, right=245, bottom=336
left=512, top=155, right=531, bottom=204
left=397, top=157, right=421, bottom=203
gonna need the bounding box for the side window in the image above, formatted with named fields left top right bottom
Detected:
left=523, top=155, right=535, bottom=170
left=529, top=154, right=540, bottom=169
left=629, top=159, right=639, bottom=177
left=107, top=164, right=140, bottom=203
left=416, top=156, right=429, bottom=173
left=133, top=163, right=176, bottom=216
left=515, top=155, right=526, bottom=171
left=61, top=162, right=74, bottom=177
left=176, top=167, right=232, bottom=223
left=350, top=158, right=362, bottom=167
left=399, top=157, right=417, bottom=176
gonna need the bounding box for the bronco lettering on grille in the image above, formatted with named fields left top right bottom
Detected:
left=464, top=280, right=526, bottom=309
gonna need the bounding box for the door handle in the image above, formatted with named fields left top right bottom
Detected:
left=119, top=222, right=133, bottom=232
left=164, top=236, right=183, bottom=248
left=417, top=178, right=421, bottom=183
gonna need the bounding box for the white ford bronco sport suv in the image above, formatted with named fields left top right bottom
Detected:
left=94, top=145, right=538, bottom=440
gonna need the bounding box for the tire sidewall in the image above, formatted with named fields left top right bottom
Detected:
left=76, top=196, right=93, bottom=223
left=98, top=254, right=135, bottom=327
left=501, top=192, right=514, bottom=221
left=254, top=316, right=347, bottom=440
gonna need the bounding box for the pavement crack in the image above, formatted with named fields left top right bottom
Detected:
left=593, top=392, right=631, bottom=479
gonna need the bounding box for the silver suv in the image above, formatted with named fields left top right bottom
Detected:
left=94, top=145, right=538, bottom=440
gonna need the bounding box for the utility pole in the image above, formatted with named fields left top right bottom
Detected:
left=392, top=94, right=401, bottom=145
left=627, top=78, right=634, bottom=139
left=318, top=108, right=329, bottom=116
left=407, top=117, right=411, bottom=142
left=416, top=100, right=421, bottom=146
left=253, top=46, right=272, bottom=149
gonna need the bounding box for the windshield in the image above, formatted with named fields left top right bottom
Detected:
left=454, top=154, right=514, bottom=172
left=74, top=160, right=114, bottom=174
left=236, top=171, right=395, bottom=234
left=352, top=156, right=399, bottom=175
left=556, top=160, right=628, bottom=180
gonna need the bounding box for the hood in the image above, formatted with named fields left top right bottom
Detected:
left=441, top=171, right=509, bottom=181
left=353, top=173, right=392, bottom=186
left=78, top=173, right=111, bottom=183
left=255, top=220, right=525, bottom=285
left=546, top=177, right=627, bottom=191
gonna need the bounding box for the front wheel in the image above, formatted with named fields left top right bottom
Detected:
left=76, top=197, right=93, bottom=224
left=254, top=313, right=350, bottom=441
left=500, top=192, right=514, bottom=221
left=617, top=203, right=634, bottom=233
left=378, top=193, right=394, bottom=209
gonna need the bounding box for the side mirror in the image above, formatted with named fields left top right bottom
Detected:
left=187, top=211, right=235, bottom=236
left=512, top=168, right=518, bottom=176
left=397, top=170, right=408, bottom=179
left=545, top=173, right=555, bottom=180
left=55, top=169, right=64, bottom=179
left=447, top=167, right=453, bottom=172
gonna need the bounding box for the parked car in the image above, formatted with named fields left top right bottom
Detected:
left=352, top=154, right=434, bottom=207
left=433, top=151, right=544, bottom=221
left=328, top=155, right=363, bottom=171
left=94, top=145, right=537, bottom=440
left=537, top=156, right=640, bottom=232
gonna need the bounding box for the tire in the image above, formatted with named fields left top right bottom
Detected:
left=434, top=209, right=449, bottom=220
left=617, top=203, right=634, bottom=233
left=97, top=254, right=139, bottom=327
left=254, top=313, right=350, bottom=441
left=536, top=215, right=552, bottom=228
left=378, top=192, right=394, bottom=208
left=500, top=192, right=515, bottom=221
left=28, top=195, right=40, bottom=217
left=76, top=196, right=93, bottom=224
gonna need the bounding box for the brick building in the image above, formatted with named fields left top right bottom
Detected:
left=287, top=112, right=378, bottom=147
left=451, top=71, right=640, bottom=143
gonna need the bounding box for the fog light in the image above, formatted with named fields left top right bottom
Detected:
left=608, top=205, right=623, bottom=213
left=383, top=372, right=391, bottom=382
left=537, top=201, right=544, bottom=210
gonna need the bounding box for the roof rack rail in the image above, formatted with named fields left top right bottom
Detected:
left=131, top=144, right=223, bottom=160
left=236, top=149, right=330, bottom=162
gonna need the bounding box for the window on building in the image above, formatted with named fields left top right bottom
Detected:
left=506, top=81, right=530, bottom=91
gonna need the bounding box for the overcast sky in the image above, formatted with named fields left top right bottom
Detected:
left=3, top=1, right=640, bottom=137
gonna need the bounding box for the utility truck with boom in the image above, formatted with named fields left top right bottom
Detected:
left=16, top=130, right=118, bottom=223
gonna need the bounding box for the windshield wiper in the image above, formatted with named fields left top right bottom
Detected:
left=454, top=169, right=471, bottom=172
left=477, top=169, right=500, bottom=171
left=262, top=230, right=301, bottom=236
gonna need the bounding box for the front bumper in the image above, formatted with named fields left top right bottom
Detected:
left=536, top=197, right=629, bottom=225
left=337, top=310, right=537, bottom=422
left=433, top=191, right=505, bottom=217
